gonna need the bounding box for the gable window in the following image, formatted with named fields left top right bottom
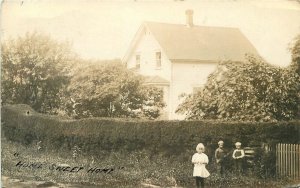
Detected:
left=156, top=52, right=161, bottom=68
left=136, top=54, right=140, bottom=69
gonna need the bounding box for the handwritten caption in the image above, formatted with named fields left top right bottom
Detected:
left=13, top=153, right=125, bottom=174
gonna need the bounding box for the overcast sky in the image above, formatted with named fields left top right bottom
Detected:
left=1, top=0, right=300, bottom=67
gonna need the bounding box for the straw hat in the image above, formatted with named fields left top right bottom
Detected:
left=235, top=142, right=242, bottom=146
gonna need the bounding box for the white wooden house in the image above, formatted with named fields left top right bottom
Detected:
left=122, top=10, right=259, bottom=119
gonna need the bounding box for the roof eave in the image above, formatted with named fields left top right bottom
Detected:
left=170, top=59, right=221, bottom=63
left=170, top=58, right=246, bottom=63
left=122, top=23, right=147, bottom=64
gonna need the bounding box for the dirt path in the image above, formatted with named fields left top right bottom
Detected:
left=1, top=176, right=167, bottom=188
left=1, top=176, right=101, bottom=188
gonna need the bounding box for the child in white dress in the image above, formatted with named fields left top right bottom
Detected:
left=192, top=143, right=210, bottom=188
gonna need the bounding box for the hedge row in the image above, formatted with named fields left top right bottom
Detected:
left=2, top=104, right=300, bottom=159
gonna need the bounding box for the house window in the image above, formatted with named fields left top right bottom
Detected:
left=156, top=52, right=161, bottom=68
left=136, top=54, right=140, bottom=69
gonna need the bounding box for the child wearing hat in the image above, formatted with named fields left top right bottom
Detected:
left=232, top=142, right=245, bottom=175
left=192, top=143, right=210, bottom=188
left=215, top=140, right=226, bottom=177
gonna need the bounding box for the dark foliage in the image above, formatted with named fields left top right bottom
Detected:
left=177, top=55, right=299, bottom=122
left=65, top=61, right=165, bottom=119
left=2, top=104, right=300, bottom=178
left=1, top=32, right=77, bottom=114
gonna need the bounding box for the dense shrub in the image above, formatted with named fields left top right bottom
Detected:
left=65, top=61, right=165, bottom=119
left=3, top=104, right=300, bottom=153
left=177, top=55, right=300, bottom=122
left=1, top=33, right=76, bottom=115
left=2, top=104, right=300, bottom=178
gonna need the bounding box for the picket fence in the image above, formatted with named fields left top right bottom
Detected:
left=276, top=143, right=300, bottom=179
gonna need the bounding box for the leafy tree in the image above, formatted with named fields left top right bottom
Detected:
left=1, top=32, right=77, bottom=114
left=177, top=55, right=299, bottom=122
left=289, top=34, right=300, bottom=118
left=290, top=34, right=300, bottom=76
left=65, top=60, right=165, bottom=119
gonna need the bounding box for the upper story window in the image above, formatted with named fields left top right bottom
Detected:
left=136, top=54, right=140, bottom=69
left=156, top=51, right=161, bottom=68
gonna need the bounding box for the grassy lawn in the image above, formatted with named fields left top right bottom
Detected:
left=2, top=136, right=299, bottom=188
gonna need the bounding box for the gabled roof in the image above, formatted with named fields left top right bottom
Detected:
left=123, top=21, right=259, bottom=63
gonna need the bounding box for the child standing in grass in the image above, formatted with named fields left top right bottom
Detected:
left=232, top=142, right=245, bottom=175
left=192, top=143, right=210, bottom=188
left=215, top=140, right=226, bottom=177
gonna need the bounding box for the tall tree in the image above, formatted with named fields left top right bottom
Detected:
left=289, top=34, right=300, bottom=118
left=66, top=60, right=165, bottom=119
left=177, top=55, right=299, bottom=122
left=290, top=34, right=300, bottom=76
left=1, top=32, right=77, bottom=114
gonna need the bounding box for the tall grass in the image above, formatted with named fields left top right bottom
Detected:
left=2, top=137, right=294, bottom=188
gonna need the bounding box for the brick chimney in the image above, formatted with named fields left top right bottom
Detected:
left=185, top=9, right=194, bottom=27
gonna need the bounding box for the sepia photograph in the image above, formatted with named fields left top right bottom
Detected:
left=1, top=0, right=300, bottom=187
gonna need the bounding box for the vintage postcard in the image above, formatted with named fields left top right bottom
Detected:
left=1, top=0, right=300, bottom=187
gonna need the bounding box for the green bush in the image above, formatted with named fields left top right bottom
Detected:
left=2, top=104, right=300, bottom=178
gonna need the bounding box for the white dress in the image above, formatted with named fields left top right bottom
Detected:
left=192, top=153, right=210, bottom=178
